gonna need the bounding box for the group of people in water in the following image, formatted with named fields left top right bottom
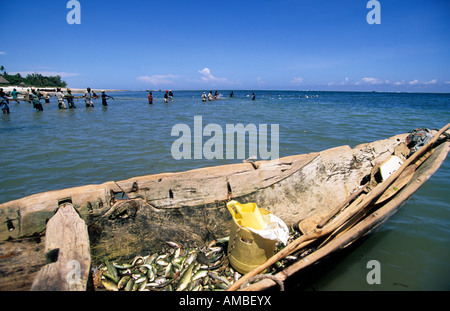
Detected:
left=147, top=90, right=176, bottom=104
left=1, top=88, right=270, bottom=114
left=148, top=90, right=233, bottom=104
left=0, top=87, right=115, bottom=113
left=201, top=90, right=239, bottom=102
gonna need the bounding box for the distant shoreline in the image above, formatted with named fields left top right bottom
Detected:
left=1, top=86, right=449, bottom=95
left=0, top=86, right=123, bottom=95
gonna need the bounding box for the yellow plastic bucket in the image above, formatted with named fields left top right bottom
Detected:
left=226, top=200, right=265, bottom=230
left=226, top=201, right=276, bottom=275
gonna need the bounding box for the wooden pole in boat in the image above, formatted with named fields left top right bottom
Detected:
left=317, top=147, right=437, bottom=249
left=374, top=148, right=435, bottom=205
left=227, top=122, right=450, bottom=291
left=317, top=185, right=368, bottom=229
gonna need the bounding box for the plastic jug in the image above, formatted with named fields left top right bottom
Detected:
left=226, top=201, right=276, bottom=274
left=226, top=200, right=265, bottom=230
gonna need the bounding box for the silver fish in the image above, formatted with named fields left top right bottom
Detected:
left=145, top=253, right=158, bottom=265
left=154, top=276, right=167, bottom=285
left=101, top=278, right=118, bottom=291
left=104, top=258, right=119, bottom=282
left=131, top=256, right=144, bottom=266
left=113, top=263, right=134, bottom=269
left=117, top=276, right=131, bottom=289
left=146, top=266, right=156, bottom=282
left=125, top=278, right=135, bottom=291
left=176, top=262, right=195, bottom=291
left=156, top=259, right=169, bottom=266
left=166, top=241, right=181, bottom=249
left=184, top=252, right=197, bottom=266
left=135, top=276, right=147, bottom=284
left=164, top=263, right=173, bottom=278
left=138, top=278, right=148, bottom=291
left=192, top=270, right=208, bottom=281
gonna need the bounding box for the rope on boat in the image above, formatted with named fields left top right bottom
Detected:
left=239, top=274, right=285, bottom=291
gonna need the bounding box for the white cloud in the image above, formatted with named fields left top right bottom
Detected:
left=326, top=76, right=444, bottom=89
left=359, top=77, right=384, bottom=85
left=394, top=80, right=406, bottom=86
left=408, top=79, right=420, bottom=85
left=408, top=79, right=438, bottom=86
left=0, top=51, right=6, bottom=55
left=199, top=67, right=213, bottom=81
left=424, top=79, right=438, bottom=85
left=355, top=77, right=440, bottom=87
left=198, top=67, right=237, bottom=85
left=136, top=74, right=177, bottom=85
left=328, top=77, right=349, bottom=86
left=290, top=77, right=304, bottom=85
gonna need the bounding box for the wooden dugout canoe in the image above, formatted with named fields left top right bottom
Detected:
left=0, top=127, right=448, bottom=291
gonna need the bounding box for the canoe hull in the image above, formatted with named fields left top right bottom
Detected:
left=0, top=132, right=448, bottom=291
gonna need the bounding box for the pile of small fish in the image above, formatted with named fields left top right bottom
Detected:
left=95, top=226, right=307, bottom=291
left=95, top=237, right=240, bottom=291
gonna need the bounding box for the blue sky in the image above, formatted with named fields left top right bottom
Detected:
left=1, top=0, right=449, bottom=92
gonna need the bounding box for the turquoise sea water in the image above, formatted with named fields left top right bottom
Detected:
left=1, top=90, right=449, bottom=290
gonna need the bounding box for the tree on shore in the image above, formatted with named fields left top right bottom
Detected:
left=0, top=65, right=67, bottom=87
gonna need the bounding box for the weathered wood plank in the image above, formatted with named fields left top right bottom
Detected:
left=31, top=203, right=90, bottom=291
left=113, top=153, right=319, bottom=209
left=0, top=182, right=119, bottom=241
left=226, top=153, right=319, bottom=198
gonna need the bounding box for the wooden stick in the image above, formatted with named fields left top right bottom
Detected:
left=375, top=148, right=435, bottom=205
left=317, top=185, right=367, bottom=228
left=227, top=123, right=450, bottom=291
left=318, top=147, right=438, bottom=249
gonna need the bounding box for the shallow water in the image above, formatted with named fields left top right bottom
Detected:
left=1, top=90, right=449, bottom=290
